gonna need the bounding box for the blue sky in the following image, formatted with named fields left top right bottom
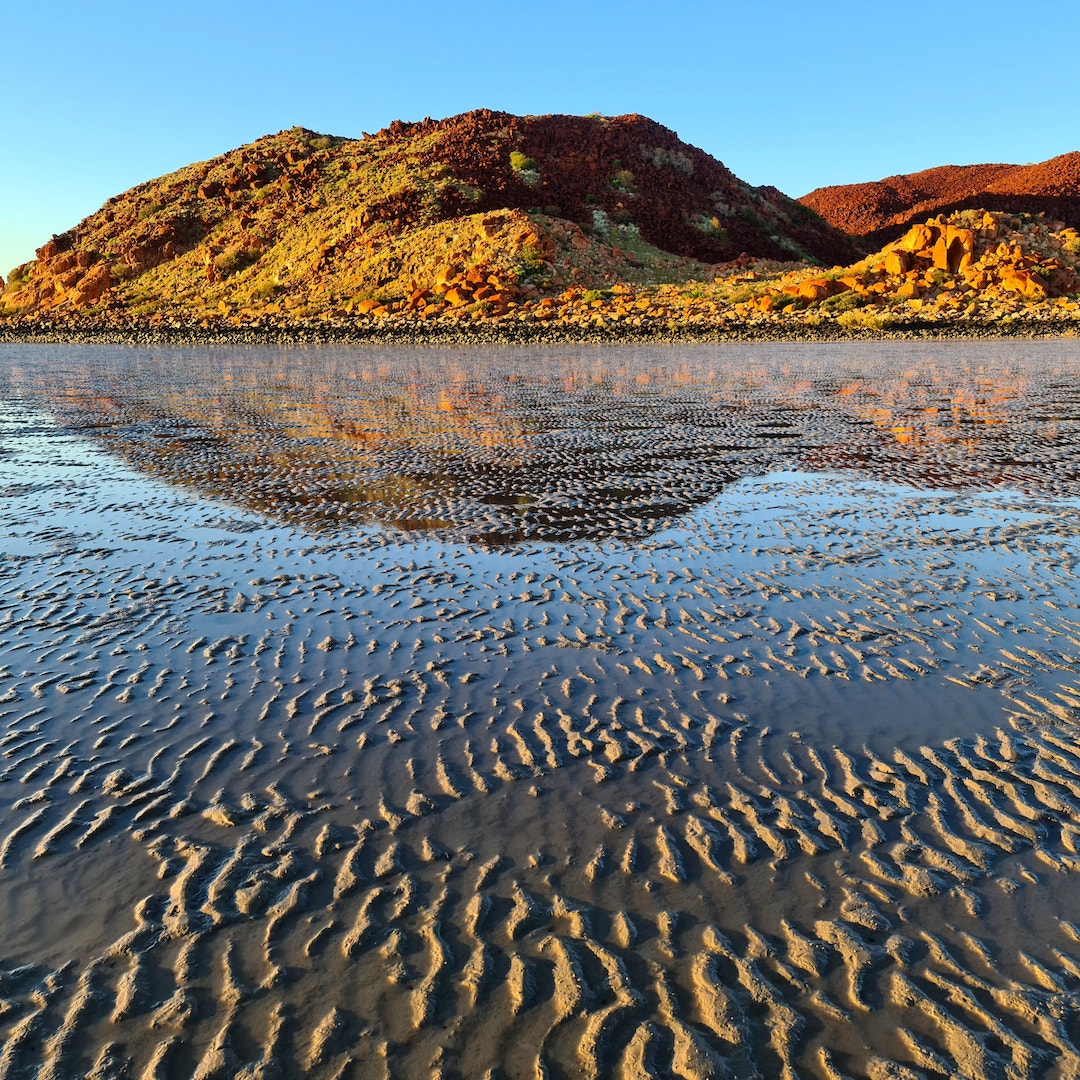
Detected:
left=2, top=0, right=1078, bottom=277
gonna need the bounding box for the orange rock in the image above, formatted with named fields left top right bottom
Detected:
left=899, top=224, right=934, bottom=253
left=883, top=250, right=909, bottom=276
left=999, top=269, right=1046, bottom=299
left=69, top=263, right=112, bottom=308
left=355, top=298, right=382, bottom=314
left=434, top=265, right=460, bottom=288
left=797, top=282, right=831, bottom=302
left=931, top=236, right=951, bottom=271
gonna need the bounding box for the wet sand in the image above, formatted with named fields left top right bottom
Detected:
left=3, top=340, right=1080, bottom=1077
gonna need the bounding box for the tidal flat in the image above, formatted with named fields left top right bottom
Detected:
left=3, top=339, right=1080, bottom=1078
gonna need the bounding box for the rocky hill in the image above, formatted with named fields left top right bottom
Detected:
left=0, top=110, right=860, bottom=323
left=800, top=152, right=1080, bottom=246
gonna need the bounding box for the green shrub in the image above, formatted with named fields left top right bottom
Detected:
left=837, top=308, right=898, bottom=331
left=739, top=205, right=766, bottom=230
left=689, top=213, right=727, bottom=241
left=515, top=243, right=547, bottom=285
left=821, top=290, right=865, bottom=312
left=451, top=181, right=484, bottom=202
left=249, top=281, right=283, bottom=301
left=213, top=241, right=263, bottom=279
left=510, top=151, right=539, bottom=186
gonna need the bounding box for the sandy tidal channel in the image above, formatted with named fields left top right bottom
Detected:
left=3, top=340, right=1080, bottom=1078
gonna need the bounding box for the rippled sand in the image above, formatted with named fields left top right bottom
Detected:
left=3, top=340, right=1080, bottom=1078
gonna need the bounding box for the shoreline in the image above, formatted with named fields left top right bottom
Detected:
left=2, top=314, right=1078, bottom=347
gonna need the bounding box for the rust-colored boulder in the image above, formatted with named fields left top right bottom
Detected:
left=898, top=224, right=934, bottom=253
left=883, top=250, right=909, bottom=276
left=999, top=269, right=1045, bottom=299
left=443, top=286, right=471, bottom=306
left=797, top=280, right=832, bottom=302
left=70, top=263, right=112, bottom=308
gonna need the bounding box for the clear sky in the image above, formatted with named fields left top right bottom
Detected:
left=2, top=0, right=1078, bottom=278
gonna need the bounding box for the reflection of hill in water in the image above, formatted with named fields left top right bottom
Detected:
left=23, top=342, right=1080, bottom=545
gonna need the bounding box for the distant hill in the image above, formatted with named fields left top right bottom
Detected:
left=800, top=152, right=1080, bottom=245
left=0, top=110, right=860, bottom=320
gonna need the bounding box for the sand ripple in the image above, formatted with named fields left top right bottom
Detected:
left=3, top=342, right=1080, bottom=1077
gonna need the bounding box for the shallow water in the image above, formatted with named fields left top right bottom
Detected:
left=3, top=340, right=1080, bottom=1078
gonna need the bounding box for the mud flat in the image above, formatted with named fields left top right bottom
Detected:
left=3, top=339, right=1080, bottom=1078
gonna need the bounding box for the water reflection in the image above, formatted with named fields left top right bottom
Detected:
left=6, top=340, right=1080, bottom=544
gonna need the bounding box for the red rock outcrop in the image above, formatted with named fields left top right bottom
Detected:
left=800, top=152, right=1080, bottom=245
left=347, top=110, right=860, bottom=267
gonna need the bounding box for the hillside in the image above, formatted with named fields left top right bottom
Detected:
left=800, top=152, right=1080, bottom=245
left=0, top=110, right=859, bottom=323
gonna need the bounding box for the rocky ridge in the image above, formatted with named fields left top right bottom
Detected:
left=800, top=151, right=1080, bottom=246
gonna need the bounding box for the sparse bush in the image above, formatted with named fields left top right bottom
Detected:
left=609, top=168, right=636, bottom=194
left=6, top=263, right=31, bottom=287
left=821, top=290, right=865, bottom=312
left=515, top=243, right=547, bottom=285
left=583, top=289, right=613, bottom=303
left=836, top=308, right=898, bottom=331
left=249, top=281, right=283, bottom=301
left=111, top=262, right=139, bottom=283
left=739, top=206, right=766, bottom=230
left=213, top=241, right=263, bottom=279
left=639, top=144, right=693, bottom=176
left=509, top=150, right=540, bottom=186
left=451, top=181, right=484, bottom=202
left=689, top=213, right=727, bottom=241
